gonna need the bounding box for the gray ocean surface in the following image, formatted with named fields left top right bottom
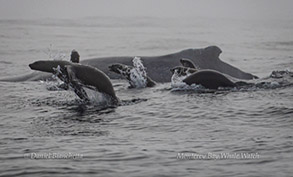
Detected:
left=0, top=16, right=293, bottom=177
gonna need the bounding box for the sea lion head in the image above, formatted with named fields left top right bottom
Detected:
left=170, top=66, right=197, bottom=77
left=180, top=58, right=196, bottom=69
left=29, top=60, right=71, bottom=74
left=70, top=50, right=80, bottom=63
left=108, top=63, right=132, bottom=79
left=29, top=60, right=56, bottom=73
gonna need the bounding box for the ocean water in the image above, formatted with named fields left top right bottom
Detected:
left=0, top=16, right=293, bottom=177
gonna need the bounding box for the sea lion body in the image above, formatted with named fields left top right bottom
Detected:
left=66, top=65, right=117, bottom=100
left=183, top=70, right=236, bottom=89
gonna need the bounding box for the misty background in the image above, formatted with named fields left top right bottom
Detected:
left=0, top=0, right=292, bottom=20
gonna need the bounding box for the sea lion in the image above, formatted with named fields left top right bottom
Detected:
left=180, top=58, right=198, bottom=69
left=174, top=58, right=239, bottom=89
left=1, top=46, right=258, bottom=82
left=170, top=63, right=252, bottom=89
left=29, top=60, right=118, bottom=104
left=108, top=63, right=156, bottom=88
left=182, top=69, right=236, bottom=89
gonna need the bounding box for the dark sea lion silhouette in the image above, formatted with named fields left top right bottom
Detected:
left=182, top=69, right=237, bottom=89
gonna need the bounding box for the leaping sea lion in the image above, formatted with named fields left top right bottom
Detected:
left=29, top=60, right=119, bottom=104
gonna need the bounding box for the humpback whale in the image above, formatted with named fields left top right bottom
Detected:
left=1, top=46, right=258, bottom=82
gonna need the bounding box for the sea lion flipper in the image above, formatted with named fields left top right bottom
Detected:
left=65, top=65, right=89, bottom=102
left=65, top=65, right=76, bottom=82
left=146, top=77, right=156, bottom=87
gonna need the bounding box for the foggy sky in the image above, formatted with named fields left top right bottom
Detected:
left=0, top=0, right=292, bottom=20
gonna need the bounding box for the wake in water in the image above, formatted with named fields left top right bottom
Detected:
left=248, top=70, right=293, bottom=89
left=270, top=70, right=293, bottom=79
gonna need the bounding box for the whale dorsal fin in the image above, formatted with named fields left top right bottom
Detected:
left=203, top=46, right=222, bottom=58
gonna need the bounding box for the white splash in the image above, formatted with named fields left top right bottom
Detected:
left=270, top=69, right=293, bottom=78
left=40, top=65, right=68, bottom=91
left=171, top=68, right=193, bottom=88
left=44, top=44, right=66, bottom=60
left=170, top=68, right=205, bottom=91
left=129, top=56, right=147, bottom=88
left=171, top=72, right=188, bottom=88
left=41, top=45, right=68, bottom=90
left=41, top=80, right=63, bottom=91
left=83, top=87, right=115, bottom=106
